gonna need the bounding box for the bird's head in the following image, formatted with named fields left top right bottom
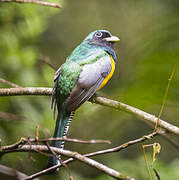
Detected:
left=84, top=30, right=120, bottom=48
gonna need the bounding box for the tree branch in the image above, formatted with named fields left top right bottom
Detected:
left=0, top=87, right=51, bottom=96
left=83, top=131, right=158, bottom=157
left=33, top=137, right=111, bottom=144
left=24, top=131, right=158, bottom=179
left=2, top=137, right=110, bottom=151
left=0, top=0, right=62, bottom=8
left=1, top=131, right=158, bottom=179
left=0, top=87, right=178, bottom=135
left=1, top=144, right=135, bottom=180
left=92, top=95, right=179, bottom=136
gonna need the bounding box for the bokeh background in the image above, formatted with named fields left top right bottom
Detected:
left=0, top=0, right=179, bottom=179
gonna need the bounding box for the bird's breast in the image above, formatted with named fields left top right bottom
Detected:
left=98, top=55, right=115, bottom=90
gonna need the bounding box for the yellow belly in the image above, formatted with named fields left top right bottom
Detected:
left=98, top=56, right=115, bottom=90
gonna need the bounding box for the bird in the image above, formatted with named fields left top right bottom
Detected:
left=46, top=30, right=120, bottom=170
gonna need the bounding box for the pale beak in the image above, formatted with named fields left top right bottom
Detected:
left=104, top=36, right=120, bottom=42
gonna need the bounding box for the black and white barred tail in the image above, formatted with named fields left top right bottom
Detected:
left=45, top=110, right=75, bottom=172
left=59, top=111, right=75, bottom=149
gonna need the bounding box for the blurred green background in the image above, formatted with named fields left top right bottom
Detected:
left=0, top=0, right=179, bottom=179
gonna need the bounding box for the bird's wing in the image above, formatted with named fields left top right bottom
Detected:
left=65, top=55, right=112, bottom=111
left=51, top=66, right=62, bottom=116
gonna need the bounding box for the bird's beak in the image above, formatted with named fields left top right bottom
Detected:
left=104, top=36, right=120, bottom=42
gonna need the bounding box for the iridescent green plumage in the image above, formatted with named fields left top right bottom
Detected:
left=57, top=62, right=81, bottom=98
left=46, top=30, right=119, bottom=171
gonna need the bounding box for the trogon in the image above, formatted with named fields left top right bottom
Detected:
left=46, top=30, right=120, bottom=170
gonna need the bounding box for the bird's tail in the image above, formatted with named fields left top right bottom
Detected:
left=46, top=108, right=74, bottom=170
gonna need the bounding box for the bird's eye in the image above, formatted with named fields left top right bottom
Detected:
left=95, top=32, right=103, bottom=38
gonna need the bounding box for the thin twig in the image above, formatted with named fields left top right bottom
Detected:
left=0, top=0, right=62, bottom=8
left=141, top=145, right=153, bottom=180
left=40, top=137, right=111, bottom=144
left=140, top=66, right=176, bottom=179
left=39, top=55, right=57, bottom=70
left=154, top=66, right=176, bottom=130
left=83, top=131, right=158, bottom=157
left=44, top=141, right=60, bottom=160
left=153, top=168, right=161, bottom=180
left=2, top=137, right=27, bottom=151
left=2, top=137, right=110, bottom=152
left=0, top=78, right=21, bottom=88
left=44, top=141, right=73, bottom=178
